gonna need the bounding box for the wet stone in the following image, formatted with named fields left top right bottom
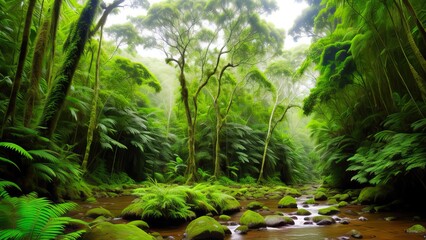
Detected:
left=304, top=221, right=314, bottom=225
left=317, top=219, right=334, bottom=225
left=358, top=216, right=368, bottom=221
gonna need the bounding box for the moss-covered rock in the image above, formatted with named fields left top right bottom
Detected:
left=406, top=224, right=426, bottom=234
left=327, top=198, right=338, bottom=205
left=357, top=185, right=394, bottom=204
left=235, top=225, right=249, bottom=234
left=185, top=216, right=225, bottom=240
left=264, top=215, right=294, bottom=227
left=83, top=222, right=156, bottom=240
left=246, top=201, right=264, bottom=210
left=312, top=216, right=335, bottom=223
left=239, top=210, right=266, bottom=229
left=314, top=192, right=328, bottom=201
left=278, top=196, right=297, bottom=208
left=296, top=208, right=312, bottom=216
left=85, top=207, right=113, bottom=218
left=222, top=225, right=231, bottom=235
left=219, top=215, right=231, bottom=221
left=303, top=198, right=316, bottom=204
left=318, top=206, right=340, bottom=215
left=335, top=193, right=350, bottom=201
left=338, top=201, right=348, bottom=207
left=127, top=220, right=149, bottom=230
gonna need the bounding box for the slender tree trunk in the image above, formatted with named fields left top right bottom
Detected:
left=45, top=0, right=62, bottom=89
left=24, top=16, right=51, bottom=127
left=82, top=25, right=103, bottom=172
left=38, top=0, right=99, bottom=138
left=213, top=103, right=222, bottom=179
left=1, top=0, right=37, bottom=133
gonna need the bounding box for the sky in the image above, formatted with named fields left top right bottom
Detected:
left=110, top=0, right=311, bottom=58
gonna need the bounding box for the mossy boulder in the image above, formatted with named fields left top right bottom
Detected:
left=335, top=193, right=350, bottom=201
left=85, top=207, right=113, bottom=218
left=222, top=225, right=231, bottom=235
left=312, top=216, right=335, bottom=223
left=264, top=215, right=295, bottom=227
left=338, top=201, right=348, bottom=207
left=235, top=225, right=249, bottom=234
left=327, top=199, right=338, bottom=205
left=127, top=220, right=149, bottom=230
left=296, top=208, right=312, bottom=216
left=318, top=206, right=340, bottom=215
left=83, top=222, right=156, bottom=240
left=185, top=216, right=225, bottom=240
left=278, top=196, right=297, bottom=208
left=239, top=210, right=266, bottom=229
left=314, top=192, right=328, bottom=201
left=219, top=215, right=231, bottom=221
left=357, top=185, right=394, bottom=204
left=303, top=198, right=316, bottom=204
left=220, top=196, right=241, bottom=213
left=246, top=201, right=264, bottom=210
left=406, top=224, right=426, bottom=234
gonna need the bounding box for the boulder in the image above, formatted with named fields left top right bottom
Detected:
left=278, top=196, right=297, bottom=208
left=318, top=206, right=340, bottom=215
left=239, top=210, right=266, bottom=229
left=127, top=220, right=149, bottom=230
left=296, top=208, right=312, bottom=216
left=246, top=201, right=264, bottom=210
left=406, top=224, right=426, bottom=234
left=312, top=216, right=335, bottom=224
left=185, top=216, right=225, bottom=240
left=338, top=201, right=348, bottom=207
left=218, top=215, right=231, bottom=221
left=83, top=222, right=156, bottom=240
left=85, top=207, right=113, bottom=218
left=314, top=192, right=328, bottom=201
left=264, top=215, right=294, bottom=227
left=234, top=225, right=249, bottom=234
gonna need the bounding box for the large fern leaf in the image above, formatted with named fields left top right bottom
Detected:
left=0, top=142, right=32, bottom=160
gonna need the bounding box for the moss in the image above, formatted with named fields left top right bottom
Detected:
left=314, top=191, right=328, bottom=201
left=338, top=201, right=348, bottom=207
left=85, top=207, right=113, bottom=218
left=219, top=215, right=231, bottom=221
left=235, top=225, right=249, bottom=234
left=83, top=222, right=156, bottom=240
left=303, top=198, right=316, bottom=204
left=327, top=199, right=338, bottom=205
left=222, top=225, right=231, bottom=235
left=406, top=224, right=426, bottom=233
left=246, top=201, right=264, bottom=210
left=239, top=210, right=266, bottom=229
left=278, top=196, right=297, bottom=208
left=185, top=216, right=225, bottom=240
left=296, top=208, right=312, bottom=216
left=85, top=197, right=97, bottom=203
left=127, top=220, right=149, bottom=230
left=312, top=216, right=334, bottom=223
left=357, top=185, right=394, bottom=204
left=337, top=193, right=350, bottom=201
left=318, top=206, right=340, bottom=215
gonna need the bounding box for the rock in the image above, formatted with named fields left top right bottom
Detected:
left=304, top=221, right=314, bottom=225
left=317, top=219, right=334, bottom=225
left=265, top=215, right=287, bottom=227
left=348, top=229, right=363, bottom=239
left=337, top=236, right=350, bottom=240
left=384, top=216, right=397, bottom=221
left=239, top=210, right=266, bottom=229
left=357, top=185, right=394, bottom=204
left=406, top=224, right=426, bottom=234
left=303, top=198, right=316, bottom=204
left=150, top=232, right=163, bottom=240
left=235, top=225, right=249, bottom=234
left=221, top=196, right=241, bottom=213
left=89, top=216, right=108, bottom=226
left=358, top=216, right=368, bottom=221
left=85, top=207, right=113, bottom=219
left=83, top=222, right=156, bottom=240
left=312, top=216, right=335, bottom=224
left=283, top=216, right=295, bottom=225
left=278, top=196, right=297, bottom=208
left=340, top=218, right=350, bottom=224
left=222, top=225, right=232, bottom=235
left=314, top=191, right=328, bottom=201
left=227, top=221, right=238, bottom=226
left=85, top=197, right=97, bottom=203
left=318, top=206, right=340, bottom=215
left=338, top=201, right=348, bottom=207
left=304, top=217, right=311, bottom=220
left=246, top=201, right=264, bottom=210
left=127, top=220, right=149, bottom=230
left=185, top=216, right=225, bottom=240
left=302, top=204, right=309, bottom=208
left=344, top=209, right=359, bottom=216
left=219, top=215, right=231, bottom=221
left=296, top=208, right=312, bottom=216
left=327, top=199, right=338, bottom=205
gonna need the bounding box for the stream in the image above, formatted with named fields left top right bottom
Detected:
left=72, top=193, right=426, bottom=239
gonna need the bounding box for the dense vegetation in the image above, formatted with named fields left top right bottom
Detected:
left=0, top=0, right=425, bottom=238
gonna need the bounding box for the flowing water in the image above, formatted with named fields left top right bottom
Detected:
left=72, top=194, right=426, bottom=239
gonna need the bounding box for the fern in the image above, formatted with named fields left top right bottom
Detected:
left=0, top=142, right=32, bottom=160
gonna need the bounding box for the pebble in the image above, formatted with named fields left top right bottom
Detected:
left=358, top=216, right=368, bottom=221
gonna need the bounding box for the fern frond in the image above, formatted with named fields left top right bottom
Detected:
left=0, top=142, right=32, bottom=160
left=27, top=150, right=59, bottom=163
left=0, top=156, right=20, bottom=170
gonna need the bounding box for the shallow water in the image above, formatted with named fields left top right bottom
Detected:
left=72, top=194, right=426, bottom=240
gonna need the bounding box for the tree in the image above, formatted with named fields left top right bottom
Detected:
left=134, top=0, right=283, bottom=182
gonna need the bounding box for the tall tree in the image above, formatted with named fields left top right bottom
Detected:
left=135, top=0, right=283, bottom=182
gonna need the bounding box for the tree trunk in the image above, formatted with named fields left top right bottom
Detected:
left=24, top=16, right=51, bottom=127
left=38, top=0, right=99, bottom=138
left=82, top=25, right=103, bottom=172
left=1, top=0, right=37, bottom=132
left=45, top=0, right=62, bottom=89
left=257, top=102, right=277, bottom=183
